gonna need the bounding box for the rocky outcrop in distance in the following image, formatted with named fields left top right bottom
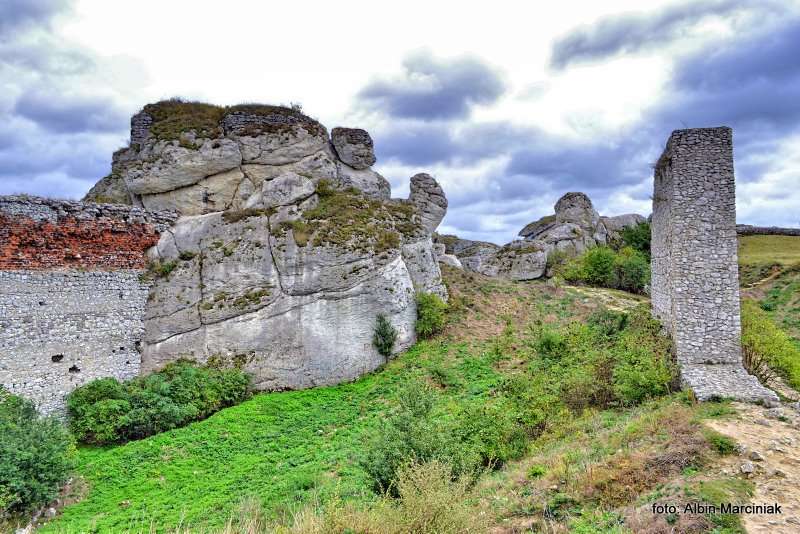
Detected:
left=84, top=100, right=448, bottom=391
left=437, top=192, right=646, bottom=281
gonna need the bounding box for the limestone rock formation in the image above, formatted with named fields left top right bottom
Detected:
left=100, top=101, right=393, bottom=215
left=83, top=172, right=133, bottom=205
left=433, top=243, right=463, bottom=269
left=445, top=192, right=645, bottom=281
left=409, top=173, right=448, bottom=233
left=83, top=100, right=449, bottom=392
left=602, top=213, right=647, bottom=241
left=331, top=127, right=376, bottom=170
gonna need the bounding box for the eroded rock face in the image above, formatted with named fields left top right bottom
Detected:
left=102, top=102, right=392, bottom=216
left=601, top=214, right=646, bottom=241
left=84, top=101, right=451, bottom=392
left=555, top=192, right=600, bottom=230
left=331, top=127, right=376, bottom=170
left=409, top=173, right=448, bottom=233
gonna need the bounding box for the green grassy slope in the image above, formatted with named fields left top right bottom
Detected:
left=738, top=234, right=800, bottom=286
left=39, top=267, right=769, bottom=533
left=739, top=235, right=800, bottom=344
left=42, top=275, right=572, bottom=533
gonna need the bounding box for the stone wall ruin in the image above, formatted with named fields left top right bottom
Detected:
left=0, top=196, right=176, bottom=413
left=651, top=127, right=778, bottom=404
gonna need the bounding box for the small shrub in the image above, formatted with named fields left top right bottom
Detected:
left=741, top=299, right=800, bottom=390
left=614, top=247, right=650, bottom=293
left=362, top=381, right=480, bottom=494
left=527, top=464, right=547, bottom=479
left=373, top=314, right=398, bottom=357
left=67, top=361, right=251, bottom=444
left=703, top=430, right=737, bottom=455
left=562, top=246, right=650, bottom=294
left=415, top=292, right=448, bottom=338
left=620, top=222, right=651, bottom=257
left=581, top=247, right=618, bottom=287
left=0, top=387, right=75, bottom=518
left=587, top=309, right=629, bottom=338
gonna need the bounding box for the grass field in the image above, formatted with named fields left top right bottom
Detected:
left=739, top=235, right=800, bottom=343
left=738, top=235, right=800, bottom=285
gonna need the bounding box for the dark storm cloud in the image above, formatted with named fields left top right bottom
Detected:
left=0, top=0, right=70, bottom=36
left=0, top=0, right=136, bottom=199
left=14, top=91, right=129, bottom=134
left=358, top=52, right=506, bottom=120
left=549, top=0, right=789, bottom=69
left=652, top=19, right=800, bottom=167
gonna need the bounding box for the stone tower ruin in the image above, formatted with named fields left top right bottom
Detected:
left=651, top=127, right=777, bottom=404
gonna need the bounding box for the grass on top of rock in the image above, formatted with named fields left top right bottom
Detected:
left=66, top=361, right=251, bottom=445
left=141, top=99, right=324, bottom=143
left=278, top=180, right=421, bottom=253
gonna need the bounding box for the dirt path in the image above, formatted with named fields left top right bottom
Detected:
left=707, top=402, right=800, bottom=533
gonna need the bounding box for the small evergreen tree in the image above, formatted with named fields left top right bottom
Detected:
left=373, top=314, right=398, bottom=357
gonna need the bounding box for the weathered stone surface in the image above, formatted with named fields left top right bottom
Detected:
left=651, top=127, right=777, bottom=405
left=331, top=127, right=376, bottom=170
left=555, top=192, right=600, bottom=230
left=456, top=242, right=501, bottom=273
left=0, top=197, right=175, bottom=414
left=602, top=213, right=647, bottom=240
left=518, top=215, right=556, bottom=239
left=469, top=240, right=549, bottom=280
left=401, top=237, right=448, bottom=299
left=83, top=173, right=132, bottom=204
left=91, top=103, right=392, bottom=215
left=336, top=162, right=391, bottom=200
left=124, top=138, right=242, bottom=195
left=260, top=172, right=316, bottom=208
left=409, top=173, right=447, bottom=233
left=141, top=205, right=435, bottom=389
left=140, top=168, right=246, bottom=215
left=24, top=102, right=452, bottom=402
left=456, top=191, right=631, bottom=280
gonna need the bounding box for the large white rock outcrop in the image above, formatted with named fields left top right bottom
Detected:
left=84, top=101, right=449, bottom=390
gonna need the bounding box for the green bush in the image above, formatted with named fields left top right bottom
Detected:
left=620, top=222, right=651, bottom=257
left=527, top=305, right=675, bottom=411
left=562, top=246, right=650, bottom=294
left=362, top=379, right=527, bottom=494
left=373, top=314, right=398, bottom=357
left=614, top=247, right=650, bottom=293
left=67, top=361, right=251, bottom=444
left=581, top=246, right=618, bottom=287
left=741, top=299, right=800, bottom=390
left=415, top=292, right=448, bottom=338
left=0, top=387, right=75, bottom=518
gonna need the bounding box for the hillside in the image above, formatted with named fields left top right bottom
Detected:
left=740, top=235, right=800, bottom=343
left=33, top=267, right=799, bottom=533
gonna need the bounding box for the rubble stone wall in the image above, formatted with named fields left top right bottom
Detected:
left=0, top=196, right=175, bottom=413
left=651, top=127, right=777, bottom=404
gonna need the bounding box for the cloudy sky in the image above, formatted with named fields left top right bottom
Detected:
left=2, top=0, right=800, bottom=243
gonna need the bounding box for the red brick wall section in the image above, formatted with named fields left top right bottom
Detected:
left=0, top=213, right=161, bottom=270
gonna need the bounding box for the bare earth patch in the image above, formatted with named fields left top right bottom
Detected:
left=707, top=402, right=800, bottom=533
